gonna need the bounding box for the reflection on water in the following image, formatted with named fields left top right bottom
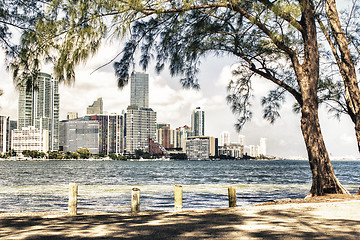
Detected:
left=0, top=160, right=358, bottom=213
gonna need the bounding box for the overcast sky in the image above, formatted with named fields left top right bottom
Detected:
left=0, top=36, right=359, bottom=159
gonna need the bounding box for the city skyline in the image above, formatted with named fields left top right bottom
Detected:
left=0, top=45, right=359, bottom=159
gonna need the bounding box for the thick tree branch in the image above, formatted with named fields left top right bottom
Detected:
left=233, top=51, right=303, bottom=105
left=258, top=0, right=304, bottom=32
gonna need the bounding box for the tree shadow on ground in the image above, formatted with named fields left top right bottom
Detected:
left=1, top=207, right=360, bottom=239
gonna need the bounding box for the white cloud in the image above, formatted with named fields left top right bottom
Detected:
left=215, top=64, right=233, bottom=87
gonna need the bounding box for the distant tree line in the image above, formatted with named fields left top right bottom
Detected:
left=0, top=148, right=187, bottom=160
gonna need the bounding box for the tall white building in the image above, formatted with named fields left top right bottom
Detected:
left=259, top=137, right=267, bottom=156
left=220, top=131, right=231, bottom=146
left=238, top=135, right=245, bottom=145
left=126, top=106, right=156, bottom=154
left=130, top=72, right=149, bottom=108
left=18, top=72, right=59, bottom=151
left=126, top=72, right=156, bottom=154
left=249, top=145, right=259, bottom=158
left=191, top=107, right=204, bottom=136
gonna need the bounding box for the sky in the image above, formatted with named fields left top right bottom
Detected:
left=0, top=35, right=359, bottom=160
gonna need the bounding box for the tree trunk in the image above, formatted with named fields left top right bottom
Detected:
left=325, top=0, right=360, bottom=152
left=301, top=103, right=350, bottom=196
left=296, top=0, right=349, bottom=196
left=356, top=118, right=360, bottom=152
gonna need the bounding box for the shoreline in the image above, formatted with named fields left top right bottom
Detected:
left=1, top=157, right=360, bottom=162
left=1, top=194, right=359, bottom=217
left=1, top=196, right=360, bottom=239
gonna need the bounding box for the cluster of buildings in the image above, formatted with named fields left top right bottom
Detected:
left=0, top=72, right=267, bottom=160
left=219, top=131, right=267, bottom=159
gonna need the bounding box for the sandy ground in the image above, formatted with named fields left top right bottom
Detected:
left=1, top=196, right=360, bottom=239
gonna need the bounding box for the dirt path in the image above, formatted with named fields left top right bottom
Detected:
left=1, top=199, right=360, bottom=239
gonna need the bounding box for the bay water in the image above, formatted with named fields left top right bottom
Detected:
left=0, top=160, right=359, bottom=213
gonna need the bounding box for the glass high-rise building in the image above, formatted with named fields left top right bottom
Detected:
left=126, top=105, right=156, bottom=154
left=18, top=72, right=59, bottom=151
left=126, top=72, right=156, bottom=154
left=130, top=72, right=149, bottom=108
left=191, top=107, right=205, bottom=136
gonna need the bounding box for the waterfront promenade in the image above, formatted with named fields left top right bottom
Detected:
left=1, top=196, right=360, bottom=239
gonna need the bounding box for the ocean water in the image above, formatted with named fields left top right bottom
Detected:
left=0, top=160, right=359, bottom=213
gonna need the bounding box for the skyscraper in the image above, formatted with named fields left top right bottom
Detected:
left=126, top=72, right=156, bottom=154
left=259, top=137, right=267, bottom=156
left=87, top=97, right=103, bottom=115
left=220, top=131, right=231, bottom=146
left=130, top=72, right=149, bottom=108
left=238, top=135, right=245, bottom=146
left=18, top=72, right=59, bottom=151
left=0, top=116, right=10, bottom=153
left=126, top=106, right=156, bottom=153
left=191, top=107, right=205, bottom=136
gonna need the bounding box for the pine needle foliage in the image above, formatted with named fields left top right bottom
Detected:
left=13, top=0, right=312, bottom=130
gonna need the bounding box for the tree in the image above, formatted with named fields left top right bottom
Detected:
left=76, top=148, right=91, bottom=159
left=170, top=153, right=188, bottom=160
left=48, top=151, right=59, bottom=159
left=315, top=0, right=360, bottom=153
left=1, top=1, right=48, bottom=61
left=8, top=149, right=16, bottom=157
left=64, top=151, right=80, bottom=159
left=0, top=1, right=52, bottom=92
left=15, top=0, right=349, bottom=196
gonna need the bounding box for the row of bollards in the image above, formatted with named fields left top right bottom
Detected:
left=68, top=183, right=236, bottom=215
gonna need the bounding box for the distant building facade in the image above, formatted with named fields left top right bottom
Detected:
left=87, top=114, right=124, bottom=154
left=186, top=136, right=218, bottom=160
left=218, top=144, right=244, bottom=159
left=176, top=125, right=192, bottom=152
left=191, top=107, right=205, bottom=136
left=130, top=72, right=149, bottom=108
left=59, top=120, right=99, bottom=154
left=87, top=97, right=103, bottom=115
left=238, top=135, right=245, bottom=146
left=18, top=72, right=59, bottom=151
left=0, top=116, right=10, bottom=153
left=11, top=126, right=49, bottom=154
left=259, top=137, right=267, bottom=156
left=248, top=145, right=259, bottom=157
left=67, top=112, right=78, bottom=120
left=157, top=125, right=171, bottom=149
left=220, top=131, right=231, bottom=146
left=125, top=106, right=156, bottom=154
